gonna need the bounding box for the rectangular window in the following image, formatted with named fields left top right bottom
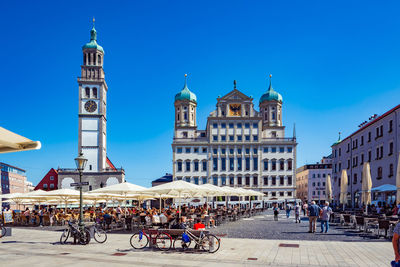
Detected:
left=202, top=161, right=207, bottom=171
left=185, top=148, right=191, bottom=153
left=229, top=148, right=234, bottom=154
left=287, top=176, right=292, bottom=185
left=272, top=160, right=276, bottom=170
left=245, top=176, right=250, bottom=186
left=50, top=176, right=54, bottom=181
left=237, top=148, right=242, bottom=154
left=280, top=176, right=284, bottom=185
left=245, top=158, right=250, bottom=171
left=177, top=162, right=182, bottom=172
left=177, top=147, right=182, bottom=153
left=245, top=123, right=250, bottom=128
left=253, top=123, right=258, bottom=128
left=229, top=158, right=234, bottom=171
left=245, top=135, right=250, bottom=141
left=213, top=158, right=218, bottom=171
left=271, top=147, right=277, bottom=153
left=287, top=147, right=293, bottom=153
left=194, top=161, right=199, bottom=171
left=221, top=148, right=226, bottom=154
left=221, top=135, right=226, bottom=141
left=253, top=148, right=257, bottom=154
left=253, top=176, right=258, bottom=186
left=186, top=161, right=191, bottom=172
left=245, top=148, right=250, bottom=154
left=253, top=135, right=258, bottom=141
left=213, top=123, right=218, bottom=128
left=229, top=123, right=234, bottom=128
left=202, top=177, right=207, bottom=184
left=368, top=151, right=371, bottom=162
left=213, top=136, right=218, bottom=141
left=280, top=160, right=284, bottom=170
left=229, top=135, right=234, bottom=141
left=279, top=147, right=284, bottom=153
left=237, top=135, right=242, bottom=141
left=237, top=123, right=242, bottom=128
left=202, top=147, right=207, bottom=153
left=253, top=157, right=258, bottom=171
left=221, top=158, right=226, bottom=171
left=50, top=183, right=55, bottom=189
left=213, top=148, right=218, bottom=154
left=287, top=160, right=292, bottom=170
left=213, top=177, right=218, bottom=186
left=194, top=147, right=199, bottom=153
left=263, top=147, right=268, bottom=153
left=361, top=136, right=364, bottom=146
left=287, top=191, right=292, bottom=197
left=237, top=176, right=242, bottom=185
left=272, top=191, right=276, bottom=197
left=264, top=160, right=268, bottom=170
left=43, top=184, right=48, bottom=189
left=389, top=120, right=393, bottom=132
left=389, top=142, right=394, bottom=155
left=221, top=123, right=226, bottom=128
left=263, top=177, right=268, bottom=185
left=194, top=177, right=199, bottom=185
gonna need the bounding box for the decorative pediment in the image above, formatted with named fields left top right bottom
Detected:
left=218, top=89, right=252, bottom=102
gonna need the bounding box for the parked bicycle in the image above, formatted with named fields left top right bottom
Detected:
left=91, top=222, right=107, bottom=243
left=173, top=226, right=220, bottom=253
left=0, top=222, right=6, bottom=238
left=130, top=227, right=172, bottom=251
left=60, top=221, right=90, bottom=245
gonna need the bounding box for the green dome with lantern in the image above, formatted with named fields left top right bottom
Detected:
left=82, top=24, right=104, bottom=53
left=175, top=74, right=197, bottom=103
left=260, top=75, right=283, bottom=103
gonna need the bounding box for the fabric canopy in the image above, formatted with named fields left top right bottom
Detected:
left=361, top=162, right=372, bottom=205
left=0, top=127, right=41, bottom=154
left=371, top=184, right=396, bottom=192
left=326, top=174, right=332, bottom=202
left=340, top=169, right=348, bottom=204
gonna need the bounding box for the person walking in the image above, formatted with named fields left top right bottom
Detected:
left=294, top=203, right=301, bottom=223
left=285, top=203, right=291, bottom=219
left=273, top=204, right=279, bottom=221
left=302, top=202, right=308, bottom=216
left=392, top=221, right=400, bottom=266
left=307, top=201, right=320, bottom=233
left=320, top=202, right=332, bottom=233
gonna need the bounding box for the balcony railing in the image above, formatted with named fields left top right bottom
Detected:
left=58, top=167, right=124, bottom=172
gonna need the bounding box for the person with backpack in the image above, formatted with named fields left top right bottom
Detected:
left=320, top=202, right=333, bottom=233
left=307, top=201, right=320, bottom=233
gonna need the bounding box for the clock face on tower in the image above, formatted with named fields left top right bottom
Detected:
left=84, top=100, right=97, bottom=113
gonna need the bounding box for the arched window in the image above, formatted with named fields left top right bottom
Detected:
left=184, top=112, right=188, bottom=121
left=83, top=54, right=87, bottom=65
left=85, top=87, right=90, bottom=98
left=390, top=164, right=394, bottom=177
left=272, top=112, right=276, bottom=120
left=177, top=113, right=180, bottom=121
left=98, top=55, right=101, bottom=65
left=93, top=88, right=97, bottom=98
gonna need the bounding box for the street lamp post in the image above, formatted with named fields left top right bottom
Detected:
left=75, top=152, right=88, bottom=231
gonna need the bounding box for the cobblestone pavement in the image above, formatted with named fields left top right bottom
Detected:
left=0, top=228, right=392, bottom=266
left=210, top=210, right=390, bottom=242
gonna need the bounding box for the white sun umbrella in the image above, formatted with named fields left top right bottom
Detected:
left=143, top=180, right=207, bottom=217
left=85, top=192, right=124, bottom=208
left=361, top=162, right=373, bottom=214
left=396, top=152, right=400, bottom=205
left=14, top=189, right=50, bottom=207
left=326, top=174, right=333, bottom=203
left=90, top=182, right=147, bottom=204
left=340, top=169, right=348, bottom=211
left=44, top=188, right=83, bottom=210
left=198, top=184, right=225, bottom=207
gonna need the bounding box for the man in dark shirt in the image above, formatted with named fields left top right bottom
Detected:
left=307, top=201, right=321, bottom=233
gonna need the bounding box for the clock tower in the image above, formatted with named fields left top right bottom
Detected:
left=78, top=22, right=107, bottom=172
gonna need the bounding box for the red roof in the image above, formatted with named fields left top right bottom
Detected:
left=106, top=157, right=117, bottom=170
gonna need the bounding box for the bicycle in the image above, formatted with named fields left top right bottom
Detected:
left=60, top=221, right=91, bottom=245
left=130, top=227, right=172, bottom=251
left=92, top=222, right=107, bottom=243
left=173, top=226, right=220, bottom=253
left=0, top=222, right=6, bottom=238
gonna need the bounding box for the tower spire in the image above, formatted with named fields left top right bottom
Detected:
left=268, top=74, right=272, bottom=91
left=184, top=73, right=188, bottom=89
left=234, top=80, right=237, bottom=90
left=293, top=123, right=296, bottom=139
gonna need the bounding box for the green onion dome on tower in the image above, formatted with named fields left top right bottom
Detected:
left=175, top=74, right=197, bottom=103
left=82, top=20, right=104, bottom=53
left=260, top=75, right=283, bottom=103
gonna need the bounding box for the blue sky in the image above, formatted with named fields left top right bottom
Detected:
left=1, top=1, right=400, bottom=187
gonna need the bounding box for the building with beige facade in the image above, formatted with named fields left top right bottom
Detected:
left=331, top=104, right=400, bottom=207
left=172, top=76, right=297, bottom=203
left=296, top=156, right=332, bottom=204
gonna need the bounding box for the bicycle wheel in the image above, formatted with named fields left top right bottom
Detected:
left=79, top=229, right=91, bottom=245
left=130, top=232, right=149, bottom=249
left=173, top=235, right=191, bottom=251
left=155, top=232, right=172, bottom=251
left=93, top=228, right=107, bottom=243
left=201, top=234, right=220, bottom=253
left=1, top=227, right=6, bottom=238
left=60, top=229, right=69, bottom=244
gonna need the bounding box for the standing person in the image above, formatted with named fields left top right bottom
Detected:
left=294, top=203, right=301, bottom=223
left=307, top=201, right=320, bottom=233
left=273, top=204, right=279, bottom=221
left=320, top=202, right=332, bottom=233
left=285, top=203, right=291, bottom=219
left=302, top=202, right=308, bottom=216
left=392, top=221, right=400, bottom=266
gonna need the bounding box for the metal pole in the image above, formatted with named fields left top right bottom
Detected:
left=79, top=170, right=84, bottom=231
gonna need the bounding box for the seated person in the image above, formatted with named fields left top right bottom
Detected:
left=193, top=219, right=205, bottom=230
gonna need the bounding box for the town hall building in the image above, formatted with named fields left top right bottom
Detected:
left=172, top=75, right=297, bottom=201
left=58, top=23, right=125, bottom=191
